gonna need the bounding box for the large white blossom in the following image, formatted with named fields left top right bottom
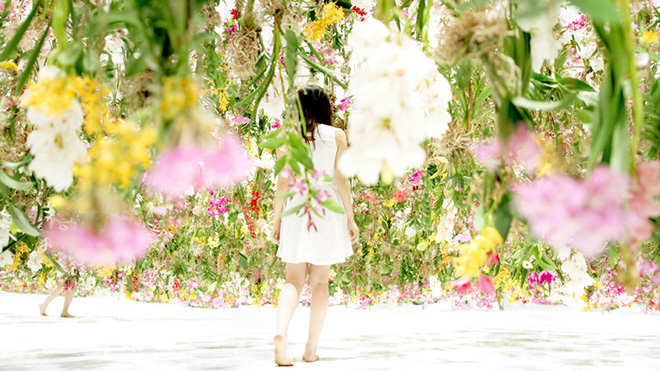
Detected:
left=517, top=0, right=563, bottom=71
left=0, top=209, right=12, bottom=248
left=23, top=67, right=87, bottom=192
left=0, top=249, right=13, bottom=268
left=339, top=19, right=452, bottom=185
left=26, top=250, right=44, bottom=272
left=553, top=250, right=595, bottom=309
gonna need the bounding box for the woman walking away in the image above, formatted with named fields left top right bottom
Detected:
left=270, top=85, right=359, bottom=366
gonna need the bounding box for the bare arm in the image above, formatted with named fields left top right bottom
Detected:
left=335, top=129, right=359, bottom=244
left=270, top=148, right=289, bottom=244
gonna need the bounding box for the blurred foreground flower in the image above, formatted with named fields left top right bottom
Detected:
left=339, top=18, right=451, bottom=184
left=22, top=66, right=87, bottom=191
left=44, top=216, right=154, bottom=266
left=514, top=163, right=660, bottom=258
left=145, top=134, right=253, bottom=198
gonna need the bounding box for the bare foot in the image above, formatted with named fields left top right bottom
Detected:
left=39, top=303, right=47, bottom=316
left=302, top=353, right=320, bottom=362
left=60, top=312, right=75, bottom=318
left=274, top=334, right=293, bottom=366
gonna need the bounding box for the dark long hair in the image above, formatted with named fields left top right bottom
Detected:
left=298, top=85, right=332, bottom=142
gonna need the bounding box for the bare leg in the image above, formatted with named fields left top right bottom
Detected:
left=274, top=263, right=306, bottom=366
left=61, top=288, right=75, bottom=318
left=303, top=264, right=330, bottom=362
left=39, top=284, right=64, bottom=316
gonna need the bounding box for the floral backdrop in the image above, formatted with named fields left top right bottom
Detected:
left=1, top=0, right=660, bottom=313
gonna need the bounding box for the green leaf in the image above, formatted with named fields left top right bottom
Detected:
left=15, top=20, right=50, bottom=94
left=494, top=196, right=513, bottom=242
left=284, top=30, right=299, bottom=87
left=258, top=137, right=286, bottom=149
left=321, top=198, right=345, bottom=214
left=238, top=253, right=248, bottom=269
left=291, top=148, right=314, bottom=169
left=276, top=191, right=295, bottom=199
left=274, top=154, right=288, bottom=176
left=568, top=0, right=621, bottom=23
left=8, top=203, right=40, bottom=237
left=512, top=96, right=575, bottom=111
left=0, top=0, right=42, bottom=61
left=279, top=202, right=305, bottom=218
left=0, top=169, right=32, bottom=190
left=557, top=77, right=596, bottom=92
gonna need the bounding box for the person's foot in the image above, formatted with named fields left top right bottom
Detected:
left=60, top=312, right=75, bottom=318
left=39, top=303, right=47, bottom=316
left=274, top=334, right=293, bottom=366
left=302, top=353, right=320, bottom=362
left=303, top=344, right=320, bottom=362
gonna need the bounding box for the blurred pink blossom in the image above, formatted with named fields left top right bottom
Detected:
left=513, top=166, right=628, bottom=258
left=145, top=134, right=253, bottom=198
left=505, top=125, right=543, bottom=175
left=471, top=138, right=502, bottom=172
left=476, top=275, right=494, bottom=294
left=45, top=216, right=154, bottom=266
left=450, top=276, right=472, bottom=294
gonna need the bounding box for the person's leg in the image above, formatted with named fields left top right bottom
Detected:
left=303, top=264, right=330, bottom=362
left=39, top=284, right=64, bottom=316
left=61, top=288, right=75, bottom=318
left=274, top=262, right=307, bottom=366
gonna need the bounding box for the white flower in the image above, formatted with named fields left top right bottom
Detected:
left=404, top=226, right=417, bottom=238
left=339, top=19, right=451, bottom=185
left=435, top=198, right=457, bottom=242
left=27, top=251, right=44, bottom=271
left=255, top=151, right=276, bottom=169
left=522, top=260, right=533, bottom=269
left=0, top=249, right=13, bottom=268
left=0, top=209, right=12, bottom=248
left=517, top=1, right=563, bottom=71
left=25, top=97, right=87, bottom=192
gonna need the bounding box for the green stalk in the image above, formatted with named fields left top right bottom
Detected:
left=250, top=24, right=281, bottom=120
left=299, top=52, right=348, bottom=90
left=618, top=0, right=644, bottom=172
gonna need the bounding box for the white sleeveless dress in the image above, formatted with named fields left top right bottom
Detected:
left=277, top=125, right=353, bottom=265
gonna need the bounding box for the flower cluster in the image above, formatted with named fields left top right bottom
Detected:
left=0, top=209, right=12, bottom=248
left=145, top=134, right=253, bottom=198
left=21, top=67, right=87, bottom=191
left=303, top=2, right=345, bottom=42
left=338, top=19, right=452, bottom=184
left=515, top=163, right=660, bottom=258
left=44, top=216, right=154, bottom=266
left=453, top=226, right=502, bottom=278
left=208, top=197, right=231, bottom=217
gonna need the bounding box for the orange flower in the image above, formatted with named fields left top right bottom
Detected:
left=219, top=256, right=227, bottom=262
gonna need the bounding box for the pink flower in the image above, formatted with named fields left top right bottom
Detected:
left=231, top=115, right=251, bottom=127
left=408, top=170, right=423, bottom=184
left=44, top=216, right=154, bottom=266
left=144, top=146, right=206, bottom=197
left=505, top=125, right=542, bottom=175
left=315, top=190, right=331, bottom=203
left=338, top=97, right=352, bottom=111
left=471, top=139, right=503, bottom=172
left=271, top=119, right=281, bottom=130
left=290, top=178, right=307, bottom=196
left=450, top=276, right=472, bottom=294
left=145, top=134, right=253, bottom=198
left=203, top=134, right=253, bottom=188
left=476, top=275, right=494, bottom=294
left=513, top=166, right=629, bottom=258
left=393, top=189, right=408, bottom=203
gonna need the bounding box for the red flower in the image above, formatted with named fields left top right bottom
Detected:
left=230, top=9, right=240, bottom=20
left=393, top=189, right=408, bottom=203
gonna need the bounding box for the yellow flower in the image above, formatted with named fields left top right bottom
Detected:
left=0, top=61, right=17, bottom=70
left=416, top=240, right=430, bottom=252
left=160, top=76, right=198, bottom=121
left=22, top=75, right=78, bottom=117
left=642, top=31, right=659, bottom=45
left=303, top=3, right=344, bottom=42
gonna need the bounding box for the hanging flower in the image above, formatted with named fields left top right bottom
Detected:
left=44, top=216, right=154, bottom=266
left=516, top=0, right=562, bottom=71
left=0, top=209, right=12, bottom=248
left=26, top=250, right=44, bottom=271
left=145, top=134, right=253, bottom=198
left=0, top=249, right=13, bottom=268
left=338, top=19, right=452, bottom=185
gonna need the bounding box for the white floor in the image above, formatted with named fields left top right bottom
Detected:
left=2, top=291, right=660, bottom=370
